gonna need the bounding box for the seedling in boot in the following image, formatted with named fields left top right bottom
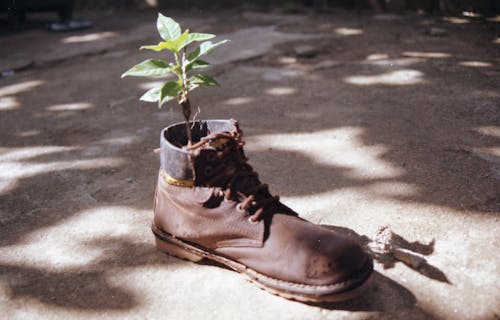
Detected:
left=121, top=14, right=373, bottom=303
left=122, top=13, right=228, bottom=144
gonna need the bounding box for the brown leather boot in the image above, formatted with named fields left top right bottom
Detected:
left=152, top=120, right=373, bottom=302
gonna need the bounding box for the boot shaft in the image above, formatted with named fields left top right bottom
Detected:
left=159, top=119, right=239, bottom=182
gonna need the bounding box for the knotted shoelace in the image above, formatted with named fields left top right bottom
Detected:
left=187, top=130, right=280, bottom=223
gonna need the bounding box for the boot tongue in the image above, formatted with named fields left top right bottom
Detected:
left=208, top=137, right=231, bottom=151
left=200, top=135, right=268, bottom=200
left=231, top=174, right=261, bottom=197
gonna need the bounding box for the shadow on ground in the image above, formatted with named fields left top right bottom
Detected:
left=324, top=225, right=450, bottom=284
left=0, top=8, right=498, bottom=318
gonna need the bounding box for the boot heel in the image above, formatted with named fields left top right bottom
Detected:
left=154, top=235, right=204, bottom=262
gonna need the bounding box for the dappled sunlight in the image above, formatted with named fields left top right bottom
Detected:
left=0, top=146, right=125, bottom=195
left=82, top=133, right=141, bottom=157
left=0, top=96, right=20, bottom=110
left=365, top=58, right=424, bottom=67
left=265, top=86, right=297, bottom=96
left=144, top=0, right=159, bottom=6
left=238, top=49, right=258, bottom=56
left=46, top=103, right=95, bottom=118
left=458, top=61, right=493, bottom=68
left=0, top=204, right=164, bottom=313
left=281, top=182, right=491, bottom=232
left=462, top=11, right=481, bottom=18
left=476, top=126, right=500, bottom=138
left=97, top=135, right=139, bottom=146
left=0, top=157, right=126, bottom=180
left=62, top=32, right=119, bottom=44
left=487, top=15, right=500, bottom=22
left=366, top=182, right=420, bottom=197
left=0, top=146, right=76, bottom=162
left=472, top=89, right=500, bottom=98
left=472, top=147, right=500, bottom=164
left=366, top=53, right=389, bottom=61
left=240, top=66, right=305, bottom=82
left=0, top=80, right=44, bottom=97
left=46, top=102, right=94, bottom=112
left=0, top=179, right=17, bottom=195
left=345, top=70, right=425, bottom=86
left=246, top=127, right=404, bottom=180
left=223, top=97, right=255, bottom=106
left=334, top=27, right=363, bottom=36
left=277, top=56, right=297, bottom=65
left=0, top=206, right=147, bottom=269
left=16, top=129, right=41, bottom=137
left=443, top=17, right=470, bottom=24
left=402, top=52, right=451, bottom=59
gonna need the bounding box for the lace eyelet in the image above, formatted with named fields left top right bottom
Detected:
left=248, top=216, right=259, bottom=224
left=236, top=203, right=245, bottom=212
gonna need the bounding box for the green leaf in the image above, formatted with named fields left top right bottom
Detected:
left=189, top=74, right=219, bottom=87
left=140, top=43, right=165, bottom=52
left=159, top=95, right=176, bottom=106
left=157, top=13, right=181, bottom=41
left=121, top=59, right=172, bottom=78
left=174, top=32, right=215, bottom=54
left=185, top=59, right=210, bottom=72
left=167, top=30, right=190, bottom=52
left=141, top=30, right=190, bottom=53
left=187, top=83, right=200, bottom=91
left=159, top=81, right=182, bottom=106
left=140, top=86, right=161, bottom=102
left=183, top=33, right=215, bottom=47
left=187, top=40, right=229, bottom=62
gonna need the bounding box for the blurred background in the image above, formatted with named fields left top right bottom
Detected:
left=1, top=0, right=500, bottom=27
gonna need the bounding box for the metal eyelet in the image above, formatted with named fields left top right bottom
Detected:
left=236, top=203, right=245, bottom=212
left=248, top=216, right=259, bottom=224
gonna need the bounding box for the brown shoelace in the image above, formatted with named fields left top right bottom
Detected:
left=187, top=131, right=280, bottom=223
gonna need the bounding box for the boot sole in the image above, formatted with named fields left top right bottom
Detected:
left=152, top=223, right=373, bottom=303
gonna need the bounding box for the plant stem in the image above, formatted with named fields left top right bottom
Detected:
left=181, top=98, right=192, bottom=144
left=177, top=50, right=193, bottom=145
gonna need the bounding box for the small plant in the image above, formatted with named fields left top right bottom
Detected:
left=122, top=14, right=229, bottom=144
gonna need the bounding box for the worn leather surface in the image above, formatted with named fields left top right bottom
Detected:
left=153, top=120, right=371, bottom=287
left=154, top=177, right=265, bottom=249
left=154, top=177, right=368, bottom=286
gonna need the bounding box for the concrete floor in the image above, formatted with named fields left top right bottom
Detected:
left=0, top=8, right=499, bottom=320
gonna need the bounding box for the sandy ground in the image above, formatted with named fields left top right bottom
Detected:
left=0, top=8, right=499, bottom=320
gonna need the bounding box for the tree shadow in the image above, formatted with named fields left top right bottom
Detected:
left=0, top=8, right=497, bottom=318
left=0, top=236, right=177, bottom=310
left=322, top=225, right=451, bottom=284
left=309, top=271, right=418, bottom=312
left=216, top=57, right=500, bottom=215
left=161, top=242, right=419, bottom=313
left=1, top=264, right=137, bottom=310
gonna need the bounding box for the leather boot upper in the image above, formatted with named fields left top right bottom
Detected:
left=154, top=120, right=371, bottom=287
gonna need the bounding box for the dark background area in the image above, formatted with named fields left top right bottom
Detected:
left=1, top=0, right=500, bottom=18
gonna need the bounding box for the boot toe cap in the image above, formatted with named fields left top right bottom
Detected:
left=305, top=234, right=372, bottom=287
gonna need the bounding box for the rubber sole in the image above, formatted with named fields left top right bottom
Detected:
left=152, top=223, right=373, bottom=303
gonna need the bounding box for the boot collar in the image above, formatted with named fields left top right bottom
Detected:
left=160, top=119, right=239, bottom=183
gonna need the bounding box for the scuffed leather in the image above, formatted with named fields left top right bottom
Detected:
left=154, top=119, right=370, bottom=287
left=217, top=214, right=367, bottom=286
left=154, top=174, right=265, bottom=249
left=154, top=174, right=368, bottom=286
